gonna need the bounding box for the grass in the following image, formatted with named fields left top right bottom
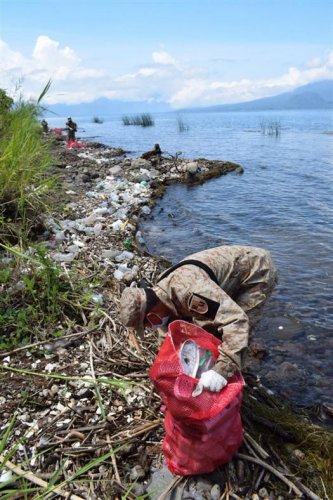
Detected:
left=0, top=243, right=92, bottom=349
left=122, top=113, right=155, bottom=127
left=0, top=85, right=55, bottom=243
left=0, top=412, right=128, bottom=498
left=243, top=386, right=333, bottom=498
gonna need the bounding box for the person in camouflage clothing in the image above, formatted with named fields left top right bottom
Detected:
left=120, top=245, right=277, bottom=395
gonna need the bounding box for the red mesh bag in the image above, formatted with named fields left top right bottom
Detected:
left=150, top=320, right=244, bottom=475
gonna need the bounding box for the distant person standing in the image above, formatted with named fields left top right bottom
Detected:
left=41, top=119, right=49, bottom=134
left=66, top=117, right=77, bottom=141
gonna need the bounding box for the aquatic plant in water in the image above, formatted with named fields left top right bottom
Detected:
left=122, top=113, right=155, bottom=127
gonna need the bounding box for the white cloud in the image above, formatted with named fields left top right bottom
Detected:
left=152, top=50, right=177, bottom=65
left=0, top=36, right=106, bottom=103
left=0, top=36, right=332, bottom=107
left=169, top=51, right=333, bottom=107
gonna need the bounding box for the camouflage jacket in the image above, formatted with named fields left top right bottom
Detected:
left=153, top=245, right=277, bottom=378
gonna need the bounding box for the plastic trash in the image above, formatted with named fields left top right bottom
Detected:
left=93, top=222, right=103, bottom=236
left=55, top=231, right=66, bottom=241
left=93, top=207, right=109, bottom=215
left=112, top=220, right=123, bottom=232
left=180, top=339, right=214, bottom=378
left=135, top=231, right=145, bottom=246
left=124, top=239, right=133, bottom=250
left=53, top=252, right=76, bottom=263
left=67, top=244, right=81, bottom=255
left=115, top=251, right=134, bottom=262
left=91, top=293, right=103, bottom=304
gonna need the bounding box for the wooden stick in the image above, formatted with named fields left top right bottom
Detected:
left=0, top=326, right=99, bottom=357
left=236, top=453, right=303, bottom=497
left=0, top=455, right=84, bottom=500
left=107, top=436, right=121, bottom=484
left=244, top=432, right=270, bottom=459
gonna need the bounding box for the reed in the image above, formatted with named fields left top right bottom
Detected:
left=177, top=116, right=190, bottom=132
left=259, top=118, right=281, bottom=136
left=92, top=116, right=104, bottom=123
left=122, top=113, right=155, bottom=127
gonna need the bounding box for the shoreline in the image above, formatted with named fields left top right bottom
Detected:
left=0, top=135, right=331, bottom=499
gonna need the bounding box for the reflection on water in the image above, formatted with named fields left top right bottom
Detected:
left=138, top=110, right=333, bottom=407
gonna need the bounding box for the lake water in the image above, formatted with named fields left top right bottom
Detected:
left=49, top=110, right=333, bottom=407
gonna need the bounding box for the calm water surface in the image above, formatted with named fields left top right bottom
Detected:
left=50, top=110, right=333, bottom=406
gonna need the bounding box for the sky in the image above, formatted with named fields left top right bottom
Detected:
left=0, top=0, right=332, bottom=108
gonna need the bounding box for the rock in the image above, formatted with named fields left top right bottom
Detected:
left=259, top=487, right=269, bottom=499
left=108, top=147, right=125, bottom=157
left=210, top=483, right=221, bottom=500
left=53, top=252, right=76, bottom=263
left=294, top=448, right=305, bottom=460
left=195, top=478, right=212, bottom=493
left=140, top=205, right=151, bottom=215
left=235, top=166, right=244, bottom=174
left=131, top=158, right=151, bottom=170
left=132, top=483, right=146, bottom=496
left=249, top=341, right=268, bottom=359
left=129, top=464, right=145, bottom=481
left=102, top=249, right=122, bottom=259
left=109, top=165, right=122, bottom=176
left=186, top=161, right=199, bottom=174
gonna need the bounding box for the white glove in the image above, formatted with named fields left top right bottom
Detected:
left=192, top=370, right=228, bottom=397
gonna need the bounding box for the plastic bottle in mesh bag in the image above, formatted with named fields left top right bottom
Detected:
left=180, top=339, right=214, bottom=378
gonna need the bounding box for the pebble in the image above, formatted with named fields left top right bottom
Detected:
left=129, top=464, right=146, bottom=481
left=210, top=483, right=221, bottom=500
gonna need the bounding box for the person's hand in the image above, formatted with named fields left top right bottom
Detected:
left=192, top=370, right=227, bottom=397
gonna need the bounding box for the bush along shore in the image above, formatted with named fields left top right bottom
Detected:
left=0, top=128, right=332, bottom=499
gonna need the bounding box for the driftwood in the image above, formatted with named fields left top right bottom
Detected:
left=0, top=455, right=84, bottom=500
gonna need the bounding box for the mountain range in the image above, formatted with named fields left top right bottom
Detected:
left=182, top=80, right=333, bottom=113
left=45, top=80, right=333, bottom=117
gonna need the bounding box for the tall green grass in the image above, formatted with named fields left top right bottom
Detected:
left=0, top=85, right=54, bottom=241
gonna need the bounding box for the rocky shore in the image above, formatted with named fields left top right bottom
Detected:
left=0, top=136, right=331, bottom=499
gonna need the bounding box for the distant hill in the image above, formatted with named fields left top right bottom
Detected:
left=182, top=80, right=333, bottom=112
left=45, top=98, right=171, bottom=117
left=44, top=80, right=333, bottom=117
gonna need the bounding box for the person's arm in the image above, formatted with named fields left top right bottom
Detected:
left=212, top=293, right=249, bottom=379
left=171, top=279, right=249, bottom=379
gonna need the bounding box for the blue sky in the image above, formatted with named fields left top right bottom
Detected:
left=1, top=0, right=332, bottom=107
